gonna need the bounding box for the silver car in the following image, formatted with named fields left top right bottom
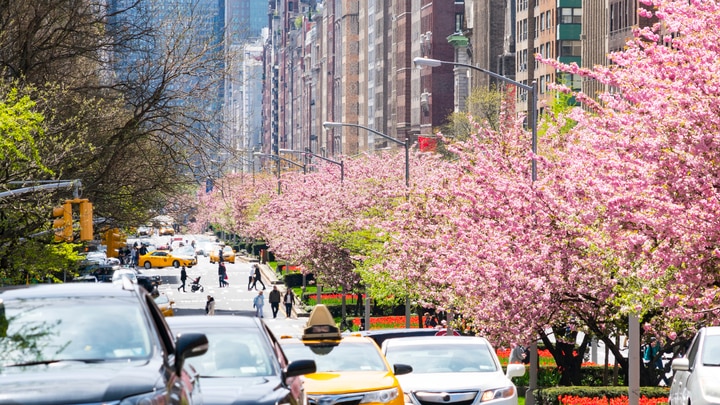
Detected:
left=382, top=336, right=526, bottom=405
left=670, top=326, right=720, bottom=405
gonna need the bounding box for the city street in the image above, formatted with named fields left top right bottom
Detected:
left=137, top=238, right=308, bottom=338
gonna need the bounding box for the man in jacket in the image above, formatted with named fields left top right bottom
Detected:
left=268, top=286, right=281, bottom=318
left=178, top=266, right=187, bottom=292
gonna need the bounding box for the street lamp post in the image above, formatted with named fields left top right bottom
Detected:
left=323, top=121, right=412, bottom=330
left=414, top=56, right=539, bottom=404
left=323, top=122, right=409, bottom=187
left=413, top=57, right=538, bottom=182
left=254, top=152, right=306, bottom=194
left=279, top=148, right=344, bottom=183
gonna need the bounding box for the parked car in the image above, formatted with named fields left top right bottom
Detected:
left=139, top=250, right=196, bottom=269
left=381, top=335, right=526, bottom=405
left=167, top=315, right=316, bottom=405
left=209, top=245, right=235, bottom=264
left=670, top=326, right=720, bottom=405
left=280, top=305, right=412, bottom=405
left=0, top=283, right=208, bottom=404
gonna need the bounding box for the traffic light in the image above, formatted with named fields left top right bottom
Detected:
left=104, top=228, right=125, bottom=258
left=78, top=200, right=93, bottom=241
left=52, top=202, right=73, bottom=242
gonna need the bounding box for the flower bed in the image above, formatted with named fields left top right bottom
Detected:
left=305, top=293, right=365, bottom=306
left=351, top=315, right=420, bottom=329
left=559, top=395, right=667, bottom=405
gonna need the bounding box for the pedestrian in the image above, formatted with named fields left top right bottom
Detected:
left=205, top=295, right=215, bottom=316
left=247, top=264, right=255, bottom=291
left=283, top=289, right=296, bottom=319
left=218, top=262, right=228, bottom=288
left=423, top=312, right=437, bottom=328
left=644, top=337, right=670, bottom=385
left=269, top=285, right=281, bottom=318
left=510, top=345, right=528, bottom=364
left=178, top=266, right=187, bottom=292
left=251, top=264, right=266, bottom=290
left=252, top=290, right=265, bottom=318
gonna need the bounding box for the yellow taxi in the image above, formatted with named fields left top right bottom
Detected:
left=138, top=250, right=196, bottom=269
left=209, top=245, right=236, bottom=264
left=153, top=292, right=175, bottom=317
left=280, top=305, right=411, bottom=405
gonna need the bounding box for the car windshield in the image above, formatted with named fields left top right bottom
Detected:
left=384, top=342, right=498, bottom=373
left=0, top=295, right=153, bottom=367
left=702, top=335, right=720, bottom=366
left=283, top=341, right=387, bottom=372
left=180, top=328, right=276, bottom=378
left=175, top=246, right=195, bottom=257
left=112, top=270, right=137, bottom=283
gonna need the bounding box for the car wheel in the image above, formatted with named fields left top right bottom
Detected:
left=173, top=260, right=180, bottom=268
left=144, top=262, right=151, bottom=269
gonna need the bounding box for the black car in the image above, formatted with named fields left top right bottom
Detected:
left=347, top=328, right=442, bottom=347
left=0, top=282, right=208, bottom=405
left=167, top=315, right=316, bottom=405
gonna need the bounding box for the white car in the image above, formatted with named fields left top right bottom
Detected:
left=670, top=326, right=720, bottom=405
left=111, top=269, right=138, bottom=285
left=382, top=336, right=526, bottom=405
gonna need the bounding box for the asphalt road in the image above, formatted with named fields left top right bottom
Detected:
left=137, top=235, right=308, bottom=338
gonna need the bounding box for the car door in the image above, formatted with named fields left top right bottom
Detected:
left=144, top=293, right=202, bottom=405
left=670, top=330, right=701, bottom=405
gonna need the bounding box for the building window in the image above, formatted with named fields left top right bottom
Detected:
left=455, top=12, right=465, bottom=32
left=540, top=13, right=545, bottom=30
left=559, top=40, right=581, bottom=57
left=559, top=7, right=582, bottom=24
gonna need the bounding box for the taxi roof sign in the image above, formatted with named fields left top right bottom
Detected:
left=302, top=304, right=341, bottom=340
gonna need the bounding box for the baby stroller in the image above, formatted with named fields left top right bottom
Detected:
left=190, top=276, right=204, bottom=293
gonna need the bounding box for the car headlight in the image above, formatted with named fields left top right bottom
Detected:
left=119, top=389, right=168, bottom=405
left=361, top=388, right=400, bottom=404
left=480, top=385, right=516, bottom=402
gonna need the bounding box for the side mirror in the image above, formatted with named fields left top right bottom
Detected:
left=506, top=363, right=526, bottom=379
left=393, top=363, right=413, bottom=375
left=174, top=332, right=209, bottom=375
left=284, top=359, right=317, bottom=380
left=671, top=357, right=689, bottom=372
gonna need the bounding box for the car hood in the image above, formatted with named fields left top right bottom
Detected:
left=199, top=376, right=288, bottom=405
left=396, top=371, right=514, bottom=392
left=303, top=371, right=398, bottom=394
left=0, top=359, right=165, bottom=404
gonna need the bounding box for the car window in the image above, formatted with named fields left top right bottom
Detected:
left=112, top=270, right=137, bottom=283
left=181, top=329, right=276, bottom=377
left=384, top=342, right=498, bottom=373
left=283, top=341, right=387, bottom=372
left=1, top=296, right=152, bottom=365
left=701, top=334, right=720, bottom=366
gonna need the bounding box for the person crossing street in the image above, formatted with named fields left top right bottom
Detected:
left=177, top=266, right=187, bottom=292
left=251, top=264, right=266, bottom=290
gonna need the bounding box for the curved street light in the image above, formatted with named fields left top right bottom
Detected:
left=323, top=121, right=409, bottom=188
left=254, top=152, right=306, bottom=194
left=413, top=56, right=538, bottom=182
left=279, top=148, right=344, bottom=183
